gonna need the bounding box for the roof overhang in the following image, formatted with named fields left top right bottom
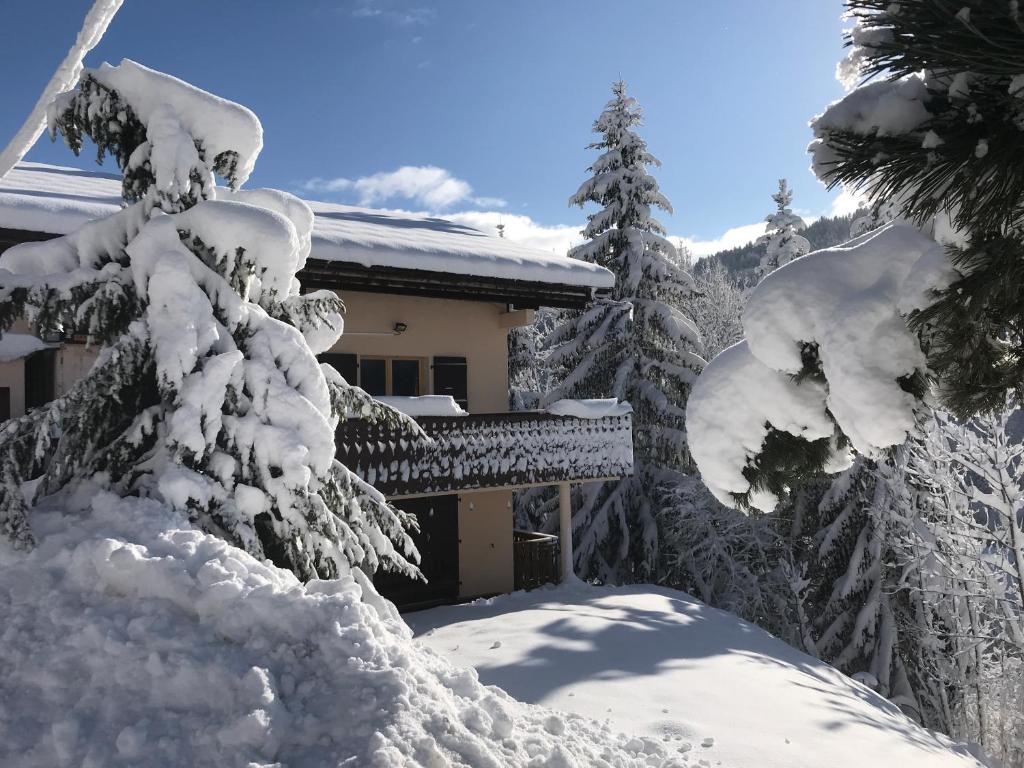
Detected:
left=0, top=228, right=606, bottom=310
left=301, top=257, right=604, bottom=309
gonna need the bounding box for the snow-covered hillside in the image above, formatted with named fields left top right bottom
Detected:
left=0, top=494, right=717, bottom=768
left=409, top=584, right=988, bottom=768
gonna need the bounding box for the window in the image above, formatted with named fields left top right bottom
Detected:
left=433, top=356, right=468, bottom=410
left=317, top=353, right=357, bottom=385
left=358, top=357, right=425, bottom=397
left=360, top=358, right=387, bottom=396
left=391, top=359, right=420, bottom=396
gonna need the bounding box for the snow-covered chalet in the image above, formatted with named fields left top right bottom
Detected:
left=0, top=162, right=633, bottom=609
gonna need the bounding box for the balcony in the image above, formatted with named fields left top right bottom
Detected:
left=335, top=410, right=633, bottom=498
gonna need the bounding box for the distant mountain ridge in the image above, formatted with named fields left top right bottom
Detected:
left=695, top=211, right=860, bottom=285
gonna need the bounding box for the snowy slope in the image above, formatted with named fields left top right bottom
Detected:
left=0, top=494, right=706, bottom=768
left=0, top=162, right=612, bottom=290
left=408, top=584, right=987, bottom=768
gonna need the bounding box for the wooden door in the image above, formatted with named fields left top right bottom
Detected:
left=374, top=494, right=459, bottom=610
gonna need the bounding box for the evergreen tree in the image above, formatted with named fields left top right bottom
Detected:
left=813, top=0, right=1024, bottom=418
left=543, top=81, right=705, bottom=582
left=0, top=60, right=418, bottom=584
left=756, top=179, right=809, bottom=278
left=657, top=474, right=791, bottom=636
left=686, top=259, right=745, bottom=360
left=806, top=456, right=930, bottom=718
left=508, top=306, right=563, bottom=411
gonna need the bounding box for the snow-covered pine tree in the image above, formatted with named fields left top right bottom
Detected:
left=803, top=454, right=935, bottom=722
left=543, top=81, right=705, bottom=582
left=814, top=0, right=1024, bottom=418
left=798, top=415, right=1020, bottom=740
left=508, top=306, right=563, bottom=411
left=0, top=60, right=419, bottom=584
left=686, top=258, right=745, bottom=360
left=656, top=473, right=791, bottom=635
left=756, top=179, right=809, bottom=278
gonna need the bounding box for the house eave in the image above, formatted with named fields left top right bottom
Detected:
left=301, top=258, right=605, bottom=309
left=0, top=228, right=608, bottom=310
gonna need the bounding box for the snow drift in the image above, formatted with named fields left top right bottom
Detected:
left=0, top=494, right=697, bottom=767
left=409, top=584, right=989, bottom=768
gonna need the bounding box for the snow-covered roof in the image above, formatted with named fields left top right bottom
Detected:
left=0, top=163, right=612, bottom=291
left=0, top=332, right=51, bottom=362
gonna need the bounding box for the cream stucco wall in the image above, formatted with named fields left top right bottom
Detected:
left=332, top=291, right=524, bottom=600
left=0, top=339, right=98, bottom=420
left=0, top=360, right=25, bottom=417
left=458, top=489, right=514, bottom=599
left=329, top=290, right=513, bottom=413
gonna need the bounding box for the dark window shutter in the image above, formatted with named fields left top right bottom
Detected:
left=318, top=353, right=358, bottom=385
left=24, top=349, right=56, bottom=410
left=433, top=356, right=468, bottom=410
left=0, top=387, right=9, bottom=421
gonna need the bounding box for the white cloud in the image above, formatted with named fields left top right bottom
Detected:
left=443, top=213, right=767, bottom=262
left=443, top=211, right=583, bottom=254
left=300, top=166, right=505, bottom=211
left=830, top=185, right=869, bottom=217
left=678, top=222, right=767, bottom=259
left=440, top=212, right=771, bottom=262
left=350, top=2, right=434, bottom=25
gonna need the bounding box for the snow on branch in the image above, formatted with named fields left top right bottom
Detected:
left=687, top=224, right=956, bottom=512
left=0, top=0, right=124, bottom=179
left=0, top=60, right=418, bottom=581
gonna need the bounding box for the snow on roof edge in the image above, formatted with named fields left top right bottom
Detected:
left=0, top=162, right=613, bottom=291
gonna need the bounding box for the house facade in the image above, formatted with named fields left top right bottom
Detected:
left=0, top=162, right=634, bottom=609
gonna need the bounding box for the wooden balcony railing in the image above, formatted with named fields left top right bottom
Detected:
left=335, top=411, right=633, bottom=497
left=513, top=529, right=560, bottom=590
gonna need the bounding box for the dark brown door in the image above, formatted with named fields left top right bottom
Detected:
left=24, top=349, right=56, bottom=410
left=374, top=494, right=459, bottom=610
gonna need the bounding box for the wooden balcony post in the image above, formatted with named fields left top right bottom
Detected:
left=558, top=481, right=573, bottom=582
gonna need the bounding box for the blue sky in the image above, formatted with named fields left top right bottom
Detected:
left=1, top=0, right=855, bottom=255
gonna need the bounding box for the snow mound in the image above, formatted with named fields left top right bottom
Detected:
left=409, top=583, right=986, bottom=768
left=0, top=494, right=691, bottom=767
left=376, top=395, right=468, bottom=417
left=546, top=398, right=633, bottom=419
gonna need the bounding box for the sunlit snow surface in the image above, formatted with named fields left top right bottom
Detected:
left=0, top=494, right=705, bottom=767
left=409, top=583, right=987, bottom=768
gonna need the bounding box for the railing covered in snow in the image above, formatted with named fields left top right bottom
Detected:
left=335, top=411, right=634, bottom=497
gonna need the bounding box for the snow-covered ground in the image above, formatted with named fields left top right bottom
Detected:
left=409, top=584, right=987, bottom=768
left=0, top=494, right=721, bottom=768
